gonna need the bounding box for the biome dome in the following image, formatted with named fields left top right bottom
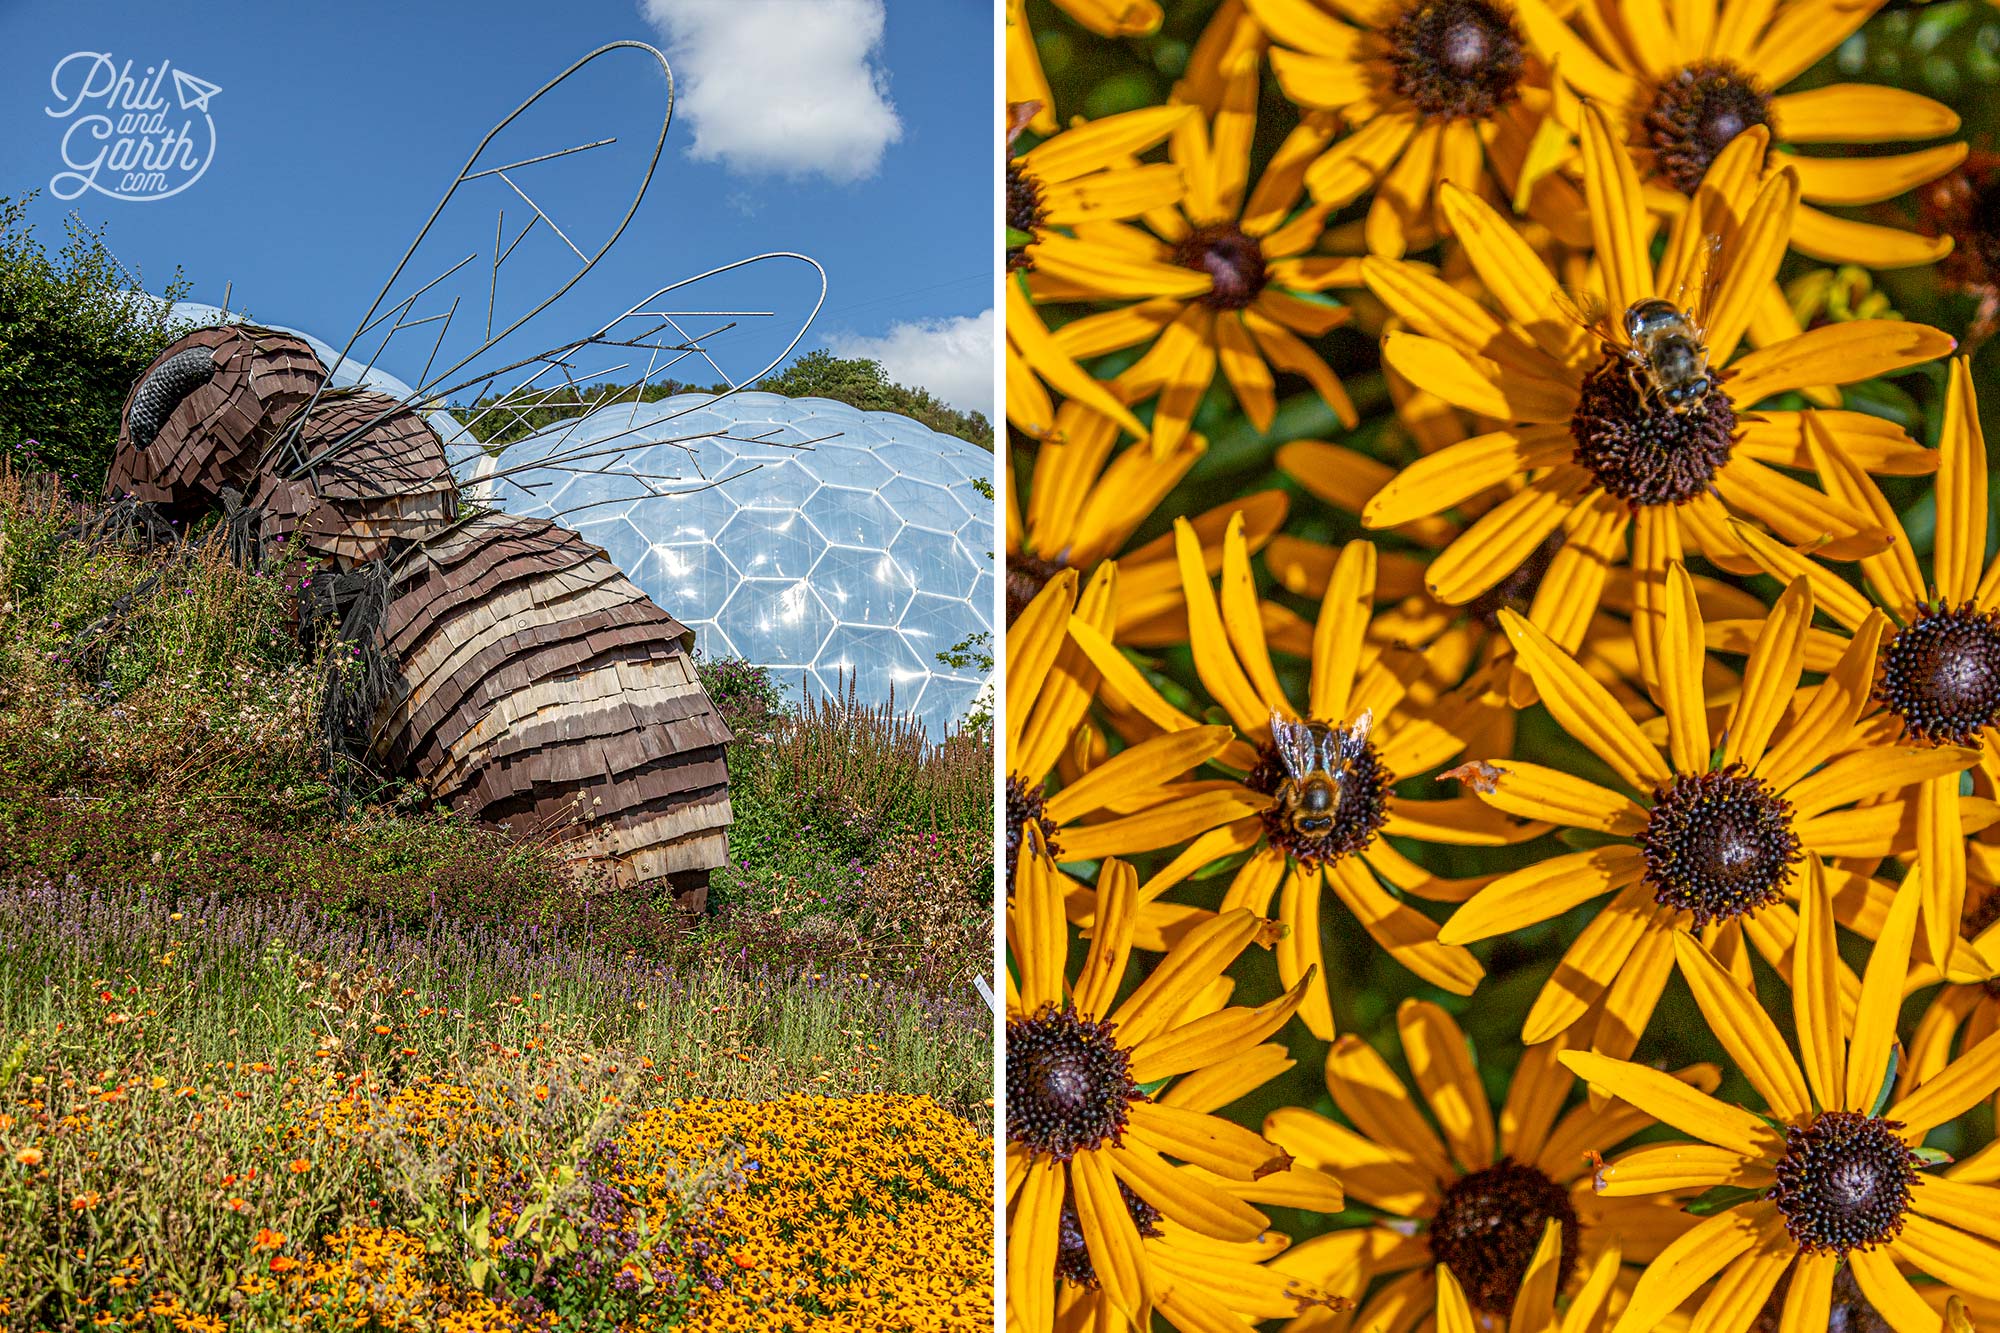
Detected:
left=478, top=393, right=996, bottom=736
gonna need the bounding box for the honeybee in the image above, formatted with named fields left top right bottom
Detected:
left=1269, top=708, right=1373, bottom=840
left=1558, top=234, right=1721, bottom=414
left=1618, top=297, right=1714, bottom=413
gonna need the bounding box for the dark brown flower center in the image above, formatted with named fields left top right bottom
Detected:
left=1008, top=160, right=1047, bottom=274
left=1878, top=602, right=2000, bottom=747
left=1642, top=766, right=1800, bottom=928
left=1384, top=0, right=1526, bottom=121
left=1006, top=774, right=1062, bottom=885
left=1468, top=530, right=1564, bottom=626
left=1175, top=224, right=1269, bottom=311
left=1006, top=552, right=1069, bottom=626
left=1247, top=720, right=1392, bottom=867
left=1570, top=348, right=1737, bottom=506
left=1006, top=1005, right=1142, bottom=1161
left=1644, top=61, right=1773, bottom=195
left=1428, top=1160, right=1579, bottom=1317
left=1770, top=1111, right=1920, bottom=1255
left=1056, top=1179, right=1163, bottom=1288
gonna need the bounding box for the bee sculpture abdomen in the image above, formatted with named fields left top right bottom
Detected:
left=103, top=324, right=735, bottom=896
left=369, top=513, right=734, bottom=888
left=250, top=390, right=460, bottom=566
left=108, top=325, right=327, bottom=514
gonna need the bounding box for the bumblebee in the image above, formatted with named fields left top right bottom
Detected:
left=1269, top=709, right=1373, bottom=841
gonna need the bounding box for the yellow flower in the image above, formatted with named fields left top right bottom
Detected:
left=1240, top=0, right=1550, bottom=256
left=1360, top=104, right=1951, bottom=685
left=1067, top=525, right=1545, bottom=1033
left=1007, top=102, right=1195, bottom=444
left=1005, top=565, right=1269, bottom=888
left=1515, top=0, right=1964, bottom=267
left=1733, top=358, right=2000, bottom=973
left=1270, top=1001, right=1703, bottom=1325
left=1031, top=53, right=1361, bottom=454
left=1008, top=398, right=1290, bottom=646
left=1008, top=845, right=1334, bottom=1331
left=1567, top=868, right=2000, bottom=1326
left=1444, top=565, right=1981, bottom=1054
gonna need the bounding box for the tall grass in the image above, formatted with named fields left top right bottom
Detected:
left=0, top=876, right=989, bottom=1122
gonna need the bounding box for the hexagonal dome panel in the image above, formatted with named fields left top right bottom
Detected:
left=476, top=392, right=994, bottom=734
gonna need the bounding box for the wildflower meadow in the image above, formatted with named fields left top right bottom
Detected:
left=1007, top=0, right=2000, bottom=1328
left=0, top=197, right=997, bottom=1331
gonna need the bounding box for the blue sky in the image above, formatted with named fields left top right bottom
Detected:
left=0, top=0, right=995, bottom=417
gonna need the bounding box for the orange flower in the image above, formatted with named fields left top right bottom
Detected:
left=12, top=1147, right=42, bottom=1167
left=69, top=1192, right=101, bottom=1212
left=286, top=1158, right=312, bottom=1174
left=252, top=1227, right=286, bottom=1251
left=224, top=1197, right=248, bottom=1213
left=372, top=1025, right=391, bottom=1036
left=267, top=1255, right=297, bottom=1275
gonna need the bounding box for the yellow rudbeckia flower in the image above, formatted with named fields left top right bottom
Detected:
left=1359, top=103, right=1952, bottom=685
left=1515, top=0, right=1964, bottom=267
left=1567, top=866, right=2000, bottom=1330
left=1444, top=566, right=1983, bottom=1055
left=1031, top=53, right=1362, bottom=455
left=1007, top=848, right=1336, bottom=1332
left=1731, top=358, right=2000, bottom=974
left=1268, top=1001, right=1706, bottom=1325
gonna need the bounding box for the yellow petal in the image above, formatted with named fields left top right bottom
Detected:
left=1888, top=1025, right=2000, bottom=1142
left=1607, top=1208, right=1769, bottom=1333
left=1008, top=1156, right=1062, bottom=1332
left=1783, top=142, right=1968, bottom=207
left=1847, top=1248, right=1941, bottom=1333
left=1439, top=845, right=1648, bottom=945
left=1793, top=858, right=1847, bottom=1112
left=1108, top=1141, right=1271, bottom=1242
left=1723, top=576, right=1808, bottom=772
left=1310, top=539, right=1375, bottom=723
left=1072, top=1147, right=1151, bottom=1320
left=1935, top=357, right=1988, bottom=605
left=1594, top=1142, right=1774, bottom=1196
left=1127, top=1101, right=1291, bottom=1180
left=1523, top=883, right=1654, bottom=1044
left=1363, top=426, right=1574, bottom=529
left=1500, top=608, right=1673, bottom=793
left=1789, top=204, right=1954, bottom=269
left=1326, top=1033, right=1455, bottom=1181
left=1399, top=999, right=1495, bottom=1171
left=1579, top=102, right=1653, bottom=315
left=1891, top=1213, right=2000, bottom=1302
left=1706, top=166, right=1800, bottom=365
left=1559, top=1051, right=1779, bottom=1158
left=1725, top=320, right=1958, bottom=405
left=1328, top=856, right=1484, bottom=994
left=1778, top=1251, right=1837, bottom=1333
left=1437, top=180, right=1588, bottom=364
left=1920, top=774, right=1970, bottom=989
left=1673, top=933, right=1812, bottom=1120
left=1772, top=84, right=1961, bottom=143
left=1379, top=331, right=1575, bottom=423
left=1111, top=907, right=1277, bottom=1044
left=1757, top=611, right=1886, bottom=793
left=1426, top=471, right=1592, bottom=604
left=1659, top=562, right=1712, bottom=775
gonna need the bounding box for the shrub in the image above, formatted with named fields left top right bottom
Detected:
left=0, top=193, right=191, bottom=490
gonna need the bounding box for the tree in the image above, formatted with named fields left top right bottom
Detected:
left=0, top=194, right=191, bottom=488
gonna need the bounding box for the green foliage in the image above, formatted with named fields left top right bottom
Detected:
left=0, top=193, right=191, bottom=490
left=760, top=350, right=993, bottom=449
left=458, top=349, right=993, bottom=452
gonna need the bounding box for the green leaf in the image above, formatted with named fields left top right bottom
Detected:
left=1006, top=228, right=1037, bottom=250
left=1685, top=1183, right=1767, bottom=1217
left=1913, top=1145, right=1955, bottom=1168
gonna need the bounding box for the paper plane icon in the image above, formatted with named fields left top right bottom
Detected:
left=172, top=69, right=222, bottom=113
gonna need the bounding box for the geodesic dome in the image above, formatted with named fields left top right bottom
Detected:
left=478, top=393, right=996, bottom=736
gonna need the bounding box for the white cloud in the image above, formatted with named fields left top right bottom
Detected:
left=830, top=308, right=995, bottom=418
left=639, top=0, right=903, bottom=183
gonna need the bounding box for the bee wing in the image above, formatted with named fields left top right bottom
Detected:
left=1270, top=712, right=1313, bottom=780
left=1670, top=233, right=1725, bottom=333
left=273, top=41, right=825, bottom=504
left=1552, top=286, right=1610, bottom=341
